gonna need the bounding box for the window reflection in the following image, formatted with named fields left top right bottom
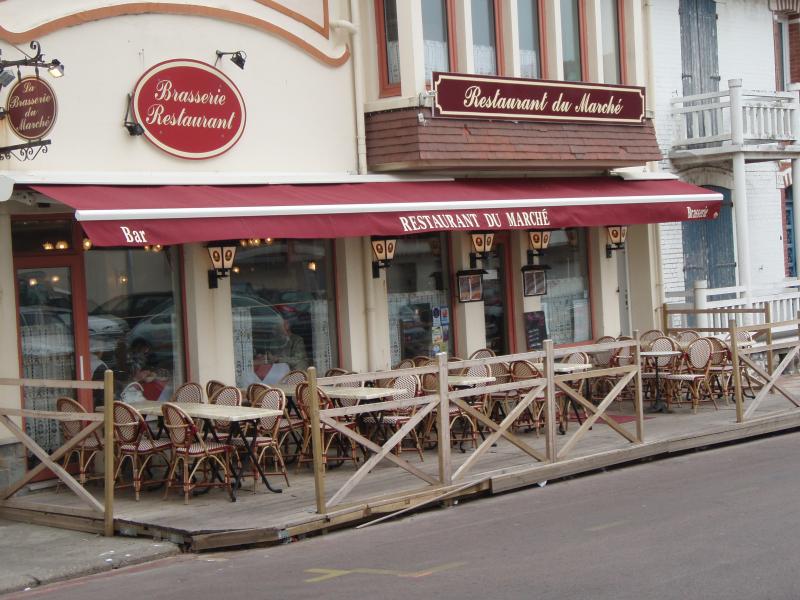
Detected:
left=383, top=0, right=401, bottom=85
left=560, top=0, right=583, bottom=81
left=387, top=234, right=452, bottom=364
left=231, top=240, right=337, bottom=387
left=600, top=0, right=621, bottom=84
left=472, top=0, right=498, bottom=75
left=519, top=0, right=542, bottom=78
left=423, top=0, right=451, bottom=81
left=84, top=247, right=184, bottom=404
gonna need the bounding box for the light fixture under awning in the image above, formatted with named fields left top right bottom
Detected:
left=31, top=177, right=723, bottom=247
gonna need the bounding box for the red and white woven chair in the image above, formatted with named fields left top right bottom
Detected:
left=277, top=370, right=307, bottom=462
left=205, top=380, right=226, bottom=402
left=641, top=336, right=682, bottom=405
left=112, top=401, right=171, bottom=500
left=664, top=338, right=717, bottom=413
left=56, top=397, right=104, bottom=486
left=208, top=385, right=243, bottom=440
left=296, top=383, right=360, bottom=470
left=173, top=382, right=204, bottom=404
left=233, top=386, right=289, bottom=490
left=509, top=360, right=546, bottom=435
left=640, top=329, right=664, bottom=351
left=363, top=373, right=424, bottom=460
left=161, top=402, right=233, bottom=504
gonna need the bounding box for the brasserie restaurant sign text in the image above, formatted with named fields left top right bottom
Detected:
left=132, top=59, right=246, bottom=159
left=432, top=72, right=645, bottom=125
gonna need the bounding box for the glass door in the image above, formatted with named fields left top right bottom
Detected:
left=482, top=236, right=511, bottom=354
left=15, top=256, right=89, bottom=469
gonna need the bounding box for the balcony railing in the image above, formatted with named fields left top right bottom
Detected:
left=671, top=79, right=800, bottom=150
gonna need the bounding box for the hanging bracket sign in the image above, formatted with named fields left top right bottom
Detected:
left=5, top=77, right=57, bottom=140
left=432, top=72, right=645, bottom=125
left=132, top=59, right=246, bottom=159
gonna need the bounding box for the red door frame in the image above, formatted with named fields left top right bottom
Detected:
left=486, top=232, right=516, bottom=354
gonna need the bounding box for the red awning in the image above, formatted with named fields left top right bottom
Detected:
left=31, top=177, right=722, bottom=247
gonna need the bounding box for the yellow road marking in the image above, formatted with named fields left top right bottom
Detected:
left=304, top=562, right=466, bottom=583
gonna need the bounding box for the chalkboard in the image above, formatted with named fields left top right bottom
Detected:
left=524, top=311, right=548, bottom=351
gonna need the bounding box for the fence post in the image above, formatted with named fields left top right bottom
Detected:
left=693, top=279, right=709, bottom=332
left=765, top=304, right=774, bottom=376
left=633, top=330, right=644, bottom=443
left=308, top=367, right=326, bottom=514
left=729, top=319, right=744, bottom=423
left=543, top=340, right=557, bottom=462
left=436, top=352, right=452, bottom=486
left=103, top=370, right=114, bottom=537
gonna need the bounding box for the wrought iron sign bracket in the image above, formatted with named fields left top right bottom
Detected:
left=0, top=139, right=51, bottom=161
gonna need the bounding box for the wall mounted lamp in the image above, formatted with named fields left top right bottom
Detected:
left=605, top=225, right=628, bottom=258
left=371, top=237, right=397, bottom=278
left=123, top=93, right=144, bottom=136
left=527, top=229, right=553, bottom=265
left=469, top=231, right=495, bottom=269
left=215, top=50, right=246, bottom=70
left=207, top=242, right=237, bottom=289
left=0, top=41, right=65, bottom=83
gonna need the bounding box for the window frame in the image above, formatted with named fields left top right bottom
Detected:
left=374, top=0, right=401, bottom=97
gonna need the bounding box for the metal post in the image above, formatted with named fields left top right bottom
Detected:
left=103, top=369, right=114, bottom=537
left=308, top=367, right=326, bottom=514
left=436, top=352, right=452, bottom=486
left=729, top=319, right=744, bottom=423
left=543, top=340, right=557, bottom=462
left=633, top=330, right=644, bottom=443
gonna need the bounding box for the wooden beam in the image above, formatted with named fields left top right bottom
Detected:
left=743, top=346, right=800, bottom=419
left=0, top=415, right=105, bottom=513
left=0, top=377, right=104, bottom=390
left=0, top=408, right=104, bottom=422
left=555, top=379, right=638, bottom=445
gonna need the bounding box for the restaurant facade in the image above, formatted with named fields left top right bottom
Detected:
left=0, top=0, right=721, bottom=486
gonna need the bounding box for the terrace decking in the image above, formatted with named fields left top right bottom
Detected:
left=7, top=383, right=799, bottom=552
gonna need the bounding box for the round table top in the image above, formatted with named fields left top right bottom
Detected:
left=640, top=350, right=682, bottom=357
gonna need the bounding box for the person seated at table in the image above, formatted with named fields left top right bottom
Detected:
left=266, top=318, right=309, bottom=371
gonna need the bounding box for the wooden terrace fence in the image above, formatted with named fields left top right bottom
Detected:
left=0, top=371, right=114, bottom=536
left=307, top=336, right=644, bottom=515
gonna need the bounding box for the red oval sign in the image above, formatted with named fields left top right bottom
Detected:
left=5, top=77, right=57, bottom=140
left=133, top=59, right=246, bottom=160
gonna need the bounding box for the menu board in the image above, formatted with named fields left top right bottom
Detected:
left=524, top=311, right=548, bottom=351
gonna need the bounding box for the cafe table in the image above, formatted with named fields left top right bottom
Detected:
left=447, top=375, right=496, bottom=387
left=118, top=401, right=284, bottom=498
left=640, top=350, right=682, bottom=413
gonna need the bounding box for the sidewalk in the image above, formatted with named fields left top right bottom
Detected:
left=0, top=519, right=179, bottom=595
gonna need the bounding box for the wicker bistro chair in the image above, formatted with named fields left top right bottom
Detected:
left=295, top=383, right=360, bottom=470
left=394, top=358, right=416, bottom=370
left=161, top=402, right=234, bottom=504
left=707, top=337, right=734, bottom=403
left=208, top=386, right=243, bottom=440
left=451, top=363, right=492, bottom=449
left=641, top=336, right=682, bottom=405
left=56, top=397, right=104, bottom=486
left=362, top=374, right=424, bottom=460
left=509, top=360, right=546, bottom=435
left=675, top=330, right=700, bottom=349
left=589, top=336, right=616, bottom=403
left=469, top=348, right=512, bottom=421
left=112, top=402, right=171, bottom=500
left=664, top=338, right=718, bottom=413
left=640, top=329, right=664, bottom=351
left=205, top=380, right=226, bottom=402
left=276, top=370, right=307, bottom=462
left=558, top=352, right=592, bottom=432
left=173, top=382, right=204, bottom=404
left=232, top=386, right=289, bottom=490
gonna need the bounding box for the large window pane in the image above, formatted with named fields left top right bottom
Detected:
left=387, top=234, right=453, bottom=364
left=541, top=229, right=592, bottom=344
left=560, top=0, right=583, bottom=81
left=383, top=0, right=401, bottom=85
left=85, top=247, right=184, bottom=403
left=231, top=240, right=337, bottom=387
left=472, top=0, right=497, bottom=75
left=600, top=0, right=621, bottom=84
left=519, top=0, right=542, bottom=79
left=423, top=0, right=450, bottom=81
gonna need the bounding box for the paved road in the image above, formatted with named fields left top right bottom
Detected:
left=9, top=433, right=800, bottom=600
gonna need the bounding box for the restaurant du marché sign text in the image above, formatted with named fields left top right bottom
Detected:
left=432, top=72, right=645, bottom=125
left=132, top=59, right=246, bottom=159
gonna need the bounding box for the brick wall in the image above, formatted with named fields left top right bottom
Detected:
left=790, top=23, right=800, bottom=83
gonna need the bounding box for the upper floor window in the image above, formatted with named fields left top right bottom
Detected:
left=518, top=0, right=543, bottom=79
left=423, top=0, right=454, bottom=81
left=600, top=0, right=622, bottom=84
left=376, top=0, right=401, bottom=96
left=472, top=0, right=500, bottom=75
left=560, top=0, right=584, bottom=81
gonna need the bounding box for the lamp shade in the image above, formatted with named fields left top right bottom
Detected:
left=471, top=232, right=495, bottom=254
left=528, top=229, right=552, bottom=251
left=606, top=225, right=628, bottom=246
left=371, top=237, right=397, bottom=262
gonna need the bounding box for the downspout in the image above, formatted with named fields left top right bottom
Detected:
left=332, top=3, right=378, bottom=370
